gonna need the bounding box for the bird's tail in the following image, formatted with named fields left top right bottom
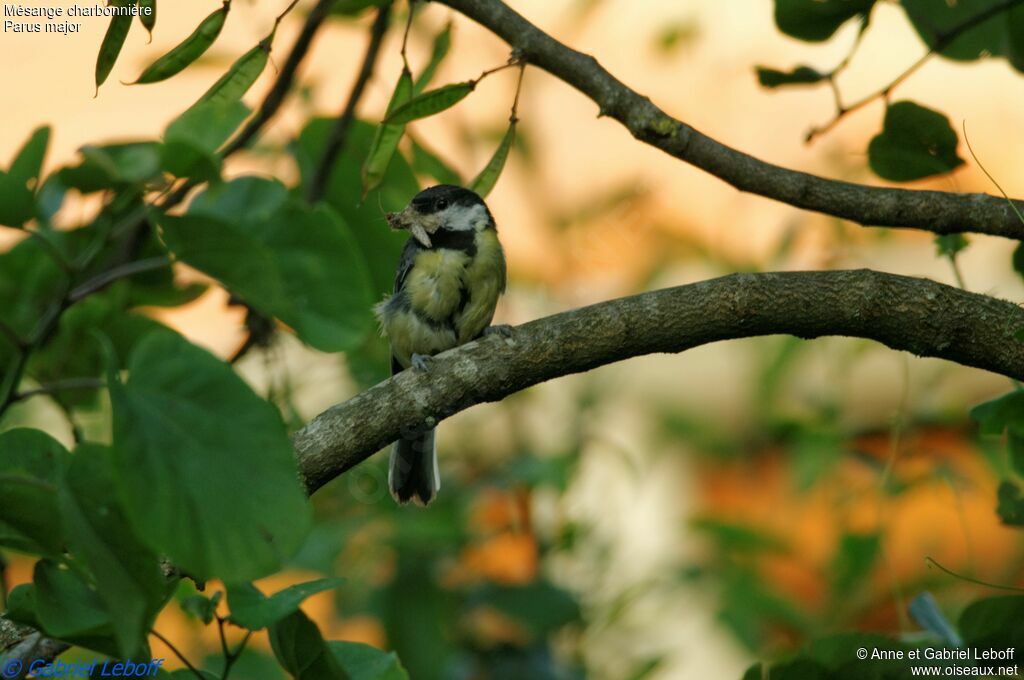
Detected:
left=388, top=429, right=439, bottom=506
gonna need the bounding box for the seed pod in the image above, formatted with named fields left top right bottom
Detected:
left=469, top=122, right=515, bottom=198
left=362, top=68, right=414, bottom=196
left=383, top=81, right=475, bottom=126
left=139, top=0, right=156, bottom=40
left=95, top=2, right=134, bottom=90
left=196, top=37, right=270, bottom=106
left=133, top=3, right=229, bottom=84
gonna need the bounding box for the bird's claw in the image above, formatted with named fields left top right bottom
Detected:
left=411, top=353, right=434, bottom=372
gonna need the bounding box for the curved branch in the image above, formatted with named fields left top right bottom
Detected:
left=435, top=0, right=1024, bottom=240
left=293, top=269, right=1024, bottom=493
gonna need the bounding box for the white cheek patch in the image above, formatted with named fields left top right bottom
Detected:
left=442, top=203, right=488, bottom=231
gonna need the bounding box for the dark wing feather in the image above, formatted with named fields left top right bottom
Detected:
left=390, top=237, right=422, bottom=377
left=393, top=237, right=421, bottom=294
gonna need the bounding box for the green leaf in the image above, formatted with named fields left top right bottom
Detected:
left=294, top=118, right=418, bottom=297
left=133, top=4, right=229, bottom=84
left=269, top=610, right=350, bottom=679
left=9, top=125, right=50, bottom=190
left=935, top=233, right=968, bottom=257
left=227, top=578, right=343, bottom=630
left=868, top=101, right=964, bottom=181
left=383, top=81, right=475, bottom=125
left=959, top=595, right=1024, bottom=651
left=0, top=429, right=68, bottom=555
left=1010, top=431, right=1024, bottom=477
left=756, top=65, right=826, bottom=88
left=363, top=69, right=414, bottom=196
left=181, top=591, right=222, bottom=624
left=170, top=184, right=375, bottom=351
left=96, top=2, right=134, bottom=89
left=108, top=329, right=312, bottom=581
left=1013, top=242, right=1024, bottom=282
left=773, top=0, right=874, bottom=42
left=997, top=480, right=1024, bottom=526
left=329, top=641, right=408, bottom=680
left=162, top=99, right=250, bottom=181
left=33, top=559, right=111, bottom=638
left=0, top=125, right=50, bottom=226
left=61, top=142, right=164, bottom=190
left=195, top=40, right=270, bottom=107
left=901, top=0, right=1024, bottom=66
left=970, top=390, right=1024, bottom=436
left=469, top=122, right=515, bottom=198
left=413, top=23, right=452, bottom=95
left=410, top=139, right=461, bottom=186
left=139, top=0, right=156, bottom=38
left=58, top=443, right=173, bottom=658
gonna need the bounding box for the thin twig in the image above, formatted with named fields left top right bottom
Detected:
left=222, top=0, right=339, bottom=158
left=510, top=61, right=526, bottom=122
left=68, top=256, right=171, bottom=303
left=150, top=629, right=207, bottom=680
left=926, top=557, right=1024, bottom=593
left=308, top=3, right=393, bottom=203
left=400, top=0, right=415, bottom=71
left=0, top=320, right=24, bottom=351
left=807, top=0, right=1024, bottom=142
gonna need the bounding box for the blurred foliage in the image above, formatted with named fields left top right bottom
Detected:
left=1, top=0, right=1024, bottom=679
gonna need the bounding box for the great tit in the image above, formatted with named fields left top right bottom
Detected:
left=376, top=184, right=508, bottom=506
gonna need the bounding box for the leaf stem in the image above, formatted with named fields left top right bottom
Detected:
left=806, top=0, right=1024, bottom=143
left=926, top=557, right=1024, bottom=593
left=151, top=629, right=207, bottom=680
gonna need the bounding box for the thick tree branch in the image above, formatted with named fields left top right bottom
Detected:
left=434, top=0, right=1024, bottom=240
left=293, top=269, right=1024, bottom=493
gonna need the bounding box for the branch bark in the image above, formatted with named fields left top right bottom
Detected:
left=293, top=269, right=1024, bottom=493
left=434, top=0, right=1024, bottom=240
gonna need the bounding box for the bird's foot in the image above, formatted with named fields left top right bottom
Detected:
left=411, top=353, right=434, bottom=372
left=483, top=324, right=514, bottom=339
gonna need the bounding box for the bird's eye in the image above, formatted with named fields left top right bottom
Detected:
left=435, top=198, right=448, bottom=210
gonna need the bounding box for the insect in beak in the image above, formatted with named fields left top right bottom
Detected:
left=386, top=207, right=433, bottom=248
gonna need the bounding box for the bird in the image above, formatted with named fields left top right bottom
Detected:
left=375, top=184, right=508, bottom=506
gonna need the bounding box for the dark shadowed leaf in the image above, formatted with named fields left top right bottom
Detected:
left=959, top=595, right=1024, bottom=651
left=59, top=443, right=173, bottom=658
left=901, top=0, right=1024, bottom=68
left=108, top=329, right=312, bottom=581
left=935, top=233, right=968, bottom=257
left=997, top=480, right=1024, bottom=526
left=756, top=65, right=826, bottom=88
left=269, top=610, right=350, bottom=679
left=294, top=119, right=418, bottom=297
left=139, top=0, right=156, bottom=38
left=0, top=428, right=68, bottom=555
left=96, top=2, right=134, bottom=89
left=171, top=183, right=375, bottom=351
left=773, top=0, right=874, bottom=42
left=868, top=101, right=964, bottom=181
